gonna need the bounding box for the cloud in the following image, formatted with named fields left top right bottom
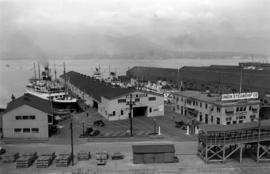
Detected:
left=0, top=0, right=270, bottom=58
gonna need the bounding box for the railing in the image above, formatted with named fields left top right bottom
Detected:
left=199, top=129, right=270, bottom=145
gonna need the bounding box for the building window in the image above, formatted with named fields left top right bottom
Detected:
left=31, top=128, right=39, bottom=133
left=236, top=107, right=239, bottom=112
left=226, top=122, right=231, bottom=125
left=217, top=107, right=221, bottom=113
left=176, top=97, right=179, bottom=102
left=205, top=114, right=208, bottom=124
left=48, top=115, right=53, bottom=123
left=23, top=128, right=30, bottom=133
left=181, top=106, right=183, bottom=115
left=200, top=102, right=202, bottom=108
left=239, top=120, right=243, bottom=124
left=29, top=115, right=35, bottom=120
left=249, top=106, right=252, bottom=111
left=181, top=97, right=183, bottom=102
left=177, top=105, right=180, bottom=110
left=112, top=111, right=115, bottom=116
left=149, top=97, right=156, bottom=101
left=14, top=128, right=21, bottom=133
left=233, top=121, right=237, bottom=124
left=216, top=117, right=220, bottom=124
left=23, top=116, right=28, bottom=120
left=135, top=98, right=140, bottom=102
left=15, top=116, right=22, bottom=120
left=118, top=99, right=126, bottom=103
left=149, top=108, right=152, bottom=113
left=205, top=103, right=208, bottom=109
left=199, top=113, right=203, bottom=122
left=136, top=94, right=138, bottom=98
left=211, top=116, right=214, bottom=123
left=121, top=110, right=124, bottom=115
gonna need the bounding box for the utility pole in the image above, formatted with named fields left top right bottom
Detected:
left=127, top=93, right=135, bottom=137
left=239, top=67, right=243, bottom=93
left=70, top=116, right=74, bottom=166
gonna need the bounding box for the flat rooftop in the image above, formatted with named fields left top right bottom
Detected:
left=173, top=90, right=260, bottom=106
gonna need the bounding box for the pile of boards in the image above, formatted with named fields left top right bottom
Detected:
left=2, top=152, right=20, bottom=163
left=77, top=151, right=91, bottom=161
left=36, top=152, right=56, bottom=168
left=55, top=153, right=72, bottom=167
left=16, top=152, right=37, bottom=168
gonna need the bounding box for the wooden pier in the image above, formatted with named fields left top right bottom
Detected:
left=198, top=120, right=270, bottom=163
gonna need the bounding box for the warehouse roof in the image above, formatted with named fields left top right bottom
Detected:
left=62, top=71, right=136, bottom=102
left=132, top=144, right=175, bottom=154
left=5, top=93, right=53, bottom=115
left=199, top=119, right=270, bottom=133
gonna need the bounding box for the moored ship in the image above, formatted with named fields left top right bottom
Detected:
left=25, top=63, right=78, bottom=111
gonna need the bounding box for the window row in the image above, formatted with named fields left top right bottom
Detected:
left=15, top=115, right=35, bottom=120
left=14, top=128, right=39, bottom=133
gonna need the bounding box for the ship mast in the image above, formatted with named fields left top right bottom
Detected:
left=54, top=62, right=57, bottom=81
left=38, top=64, right=41, bottom=80
left=33, top=63, right=37, bottom=81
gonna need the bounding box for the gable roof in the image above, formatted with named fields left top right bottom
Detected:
left=5, top=93, right=53, bottom=115
left=132, top=144, right=175, bottom=154
left=62, top=71, right=136, bottom=102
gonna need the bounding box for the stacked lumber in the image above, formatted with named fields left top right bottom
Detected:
left=95, top=152, right=109, bottom=160
left=77, top=151, right=90, bottom=161
left=16, top=152, right=37, bottom=168
left=56, top=153, right=72, bottom=167
left=2, top=152, right=20, bottom=163
left=36, top=152, right=56, bottom=168
left=111, top=152, right=124, bottom=160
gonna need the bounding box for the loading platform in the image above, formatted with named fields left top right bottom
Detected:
left=198, top=120, right=270, bottom=163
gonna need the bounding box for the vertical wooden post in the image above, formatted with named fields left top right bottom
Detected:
left=239, top=145, right=242, bottom=163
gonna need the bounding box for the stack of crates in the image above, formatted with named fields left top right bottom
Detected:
left=36, top=152, right=56, bottom=168
left=2, top=152, right=20, bottom=163
left=56, top=153, right=72, bottom=167
left=16, top=152, right=37, bottom=168
left=77, top=151, right=91, bottom=161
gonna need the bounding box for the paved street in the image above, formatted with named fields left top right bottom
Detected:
left=1, top=141, right=270, bottom=174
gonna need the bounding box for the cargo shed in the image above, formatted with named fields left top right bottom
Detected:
left=132, top=144, right=175, bottom=164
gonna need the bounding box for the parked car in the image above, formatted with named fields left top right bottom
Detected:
left=90, top=130, right=100, bottom=137
left=94, top=120, right=105, bottom=127
left=97, top=159, right=106, bottom=165
left=85, top=127, right=94, bottom=135
left=0, top=147, right=6, bottom=155
left=175, top=121, right=185, bottom=128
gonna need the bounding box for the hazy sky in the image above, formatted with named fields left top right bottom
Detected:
left=1, top=0, right=270, bottom=58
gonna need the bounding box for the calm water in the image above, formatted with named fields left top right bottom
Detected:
left=0, top=57, right=267, bottom=107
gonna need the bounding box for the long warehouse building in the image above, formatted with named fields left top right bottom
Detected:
left=62, top=71, right=164, bottom=121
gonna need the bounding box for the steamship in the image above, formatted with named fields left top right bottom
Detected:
left=25, top=63, right=77, bottom=111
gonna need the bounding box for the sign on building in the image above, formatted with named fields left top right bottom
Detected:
left=221, top=92, right=259, bottom=101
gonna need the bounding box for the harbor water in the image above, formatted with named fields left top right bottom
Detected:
left=0, top=57, right=267, bottom=107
